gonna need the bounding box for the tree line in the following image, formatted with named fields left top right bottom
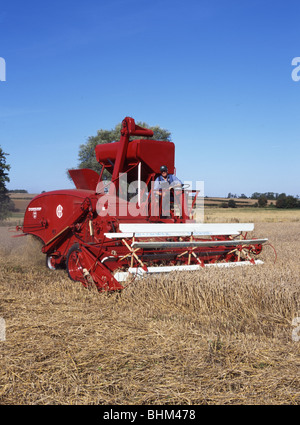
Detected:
left=0, top=147, right=14, bottom=220
left=227, top=192, right=300, bottom=208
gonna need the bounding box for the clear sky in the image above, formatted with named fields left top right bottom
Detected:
left=0, top=0, right=300, bottom=197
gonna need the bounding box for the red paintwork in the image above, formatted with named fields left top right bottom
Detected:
left=68, top=169, right=99, bottom=191
left=20, top=117, right=265, bottom=292
left=95, top=139, right=175, bottom=175
left=23, top=189, right=93, bottom=244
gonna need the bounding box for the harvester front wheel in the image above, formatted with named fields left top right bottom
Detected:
left=46, top=255, right=58, bottom=270
left=66, top=243, right=85, bottom=283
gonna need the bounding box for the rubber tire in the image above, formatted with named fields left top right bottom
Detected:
left=46, top=255, right=57, bottom=270
left=66, top=243, right=83, bottom=282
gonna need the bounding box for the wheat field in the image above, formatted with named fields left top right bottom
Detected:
left=0, top=211, right=300, bottom=405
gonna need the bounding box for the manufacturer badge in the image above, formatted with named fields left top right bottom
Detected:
left=56, top=205, right=63, bottom=218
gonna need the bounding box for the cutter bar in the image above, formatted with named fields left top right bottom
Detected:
left=114, top=260, right=265, bottom=282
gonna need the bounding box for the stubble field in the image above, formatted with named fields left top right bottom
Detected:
left=0, top=209, right=299, bottom=405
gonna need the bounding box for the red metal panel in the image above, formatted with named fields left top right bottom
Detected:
left=95, top=139, right=174, bottom=174
left=23, top=189, right=93, bottom=244
left=95, top=141, right=135, bottom=164
left=137, top=140, right=175, bottom=174
left=68, top=169, right=99, bottom=191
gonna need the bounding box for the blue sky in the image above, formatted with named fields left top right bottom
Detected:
left=0, top=0, right=300, bottom=196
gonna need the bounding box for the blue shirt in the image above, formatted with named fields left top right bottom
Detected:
left=154, top=174, right=182, bottom=191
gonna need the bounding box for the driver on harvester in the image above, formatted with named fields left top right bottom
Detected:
left=153, top=165, right=182, bottom=216
left=154, top=165, right=182, bottom=193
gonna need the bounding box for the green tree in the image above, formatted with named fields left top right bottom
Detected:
left=265, top=192, right=277, bottom=200
left=286, top=195, right=298, bottom=208
left=0, top=147, right=12, bottom=220
left=74, top=121, right=172, bottom=174
left=258, top=194, right=268, bottom=207
left=275, top=193, right=287, bottom=208
left=275, top=193, right=299, bottom=209
left=251, top=192, right=261, bottom=199
left=227, top=192, right=237, bottom=199
left=228, top=199, right=237, bottom=208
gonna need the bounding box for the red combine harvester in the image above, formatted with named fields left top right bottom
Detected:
left=19, top=117, right=268, bottom=291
